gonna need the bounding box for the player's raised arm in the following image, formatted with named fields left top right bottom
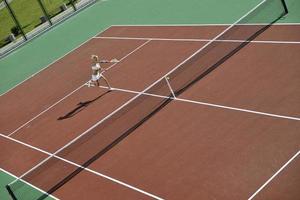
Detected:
left=99, top=58, right=119, bottom=63
left=100, top=59, right=110, bottom=63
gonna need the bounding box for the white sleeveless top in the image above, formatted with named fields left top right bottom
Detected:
left=92, top=63, right=101, bottom=71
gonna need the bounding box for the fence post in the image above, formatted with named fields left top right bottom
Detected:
left=36, top=0, right=53, bottom=26
left=69, top=0, right=77, bottom=11
left=3, top=0, right=27, bottom=40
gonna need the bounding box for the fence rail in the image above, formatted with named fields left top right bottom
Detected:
left=0, top=0, right=96, bottom=59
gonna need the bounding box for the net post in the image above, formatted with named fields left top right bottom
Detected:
left=280, top=0, right=288, bottom=14
left=164, top=77, right=176, bottom=99
left=6, top=185, right=18, bottom=200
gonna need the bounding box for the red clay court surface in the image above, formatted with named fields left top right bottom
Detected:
left=0, top=25, right=300, bottom=200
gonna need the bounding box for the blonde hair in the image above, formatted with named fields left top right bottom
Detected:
left=91, top=54, right=99, bottom=61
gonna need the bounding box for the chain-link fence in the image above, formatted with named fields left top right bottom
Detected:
left=0, top=0, right=96, bottom=58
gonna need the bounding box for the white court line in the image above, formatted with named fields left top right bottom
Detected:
left=8, top=85, right=85, bottom=136
left=178, top=98, right=300, bottom=121
left=94, top=36, right=300, bottom=44
left=112, top=22, right=300, bottom=26
left=0, top=133, right=163, bottom=200
left=0, top=25, right=112, bottom=98
left=0, top=168, right=60, bottom=200
left=8, top=39, right=151, bottom=137
left=248, top=150, right=300, bottom=200
left=106, top=39, right=152, bottom=70
left=98, top=86, right=300, bottom=121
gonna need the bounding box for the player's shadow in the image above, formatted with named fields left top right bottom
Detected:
left=57, top=91, right=110, bottom=120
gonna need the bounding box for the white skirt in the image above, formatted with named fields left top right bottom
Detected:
left=91, top=73, right=101, bottom=81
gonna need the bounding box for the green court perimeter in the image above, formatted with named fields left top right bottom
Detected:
left=0, top=169, right=14, bottom=200
left=0, top=169, right=54, bottom=200
left=0, top=0, right=299, bottom=94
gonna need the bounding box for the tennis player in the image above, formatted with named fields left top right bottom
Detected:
left=88, top=54, right=117, bottom=89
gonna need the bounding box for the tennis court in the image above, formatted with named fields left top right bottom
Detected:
left=0, top=0, right=299, bottom=199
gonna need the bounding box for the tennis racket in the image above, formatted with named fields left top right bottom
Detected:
left=110, top=58, right=119, bottom=63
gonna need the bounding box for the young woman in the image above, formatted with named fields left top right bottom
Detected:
left=89, top=54, right=112, bottom=89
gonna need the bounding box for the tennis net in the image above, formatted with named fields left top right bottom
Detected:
left=6, top=0, right=288, bottom=199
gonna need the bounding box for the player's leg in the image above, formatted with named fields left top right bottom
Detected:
left=101, top=75, right=111, bottom=89
left=96, top=73, right=101, bottom=87
left=89, top=75, right=97, bottom=87
left=90, top=80, right=96, bottom=87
